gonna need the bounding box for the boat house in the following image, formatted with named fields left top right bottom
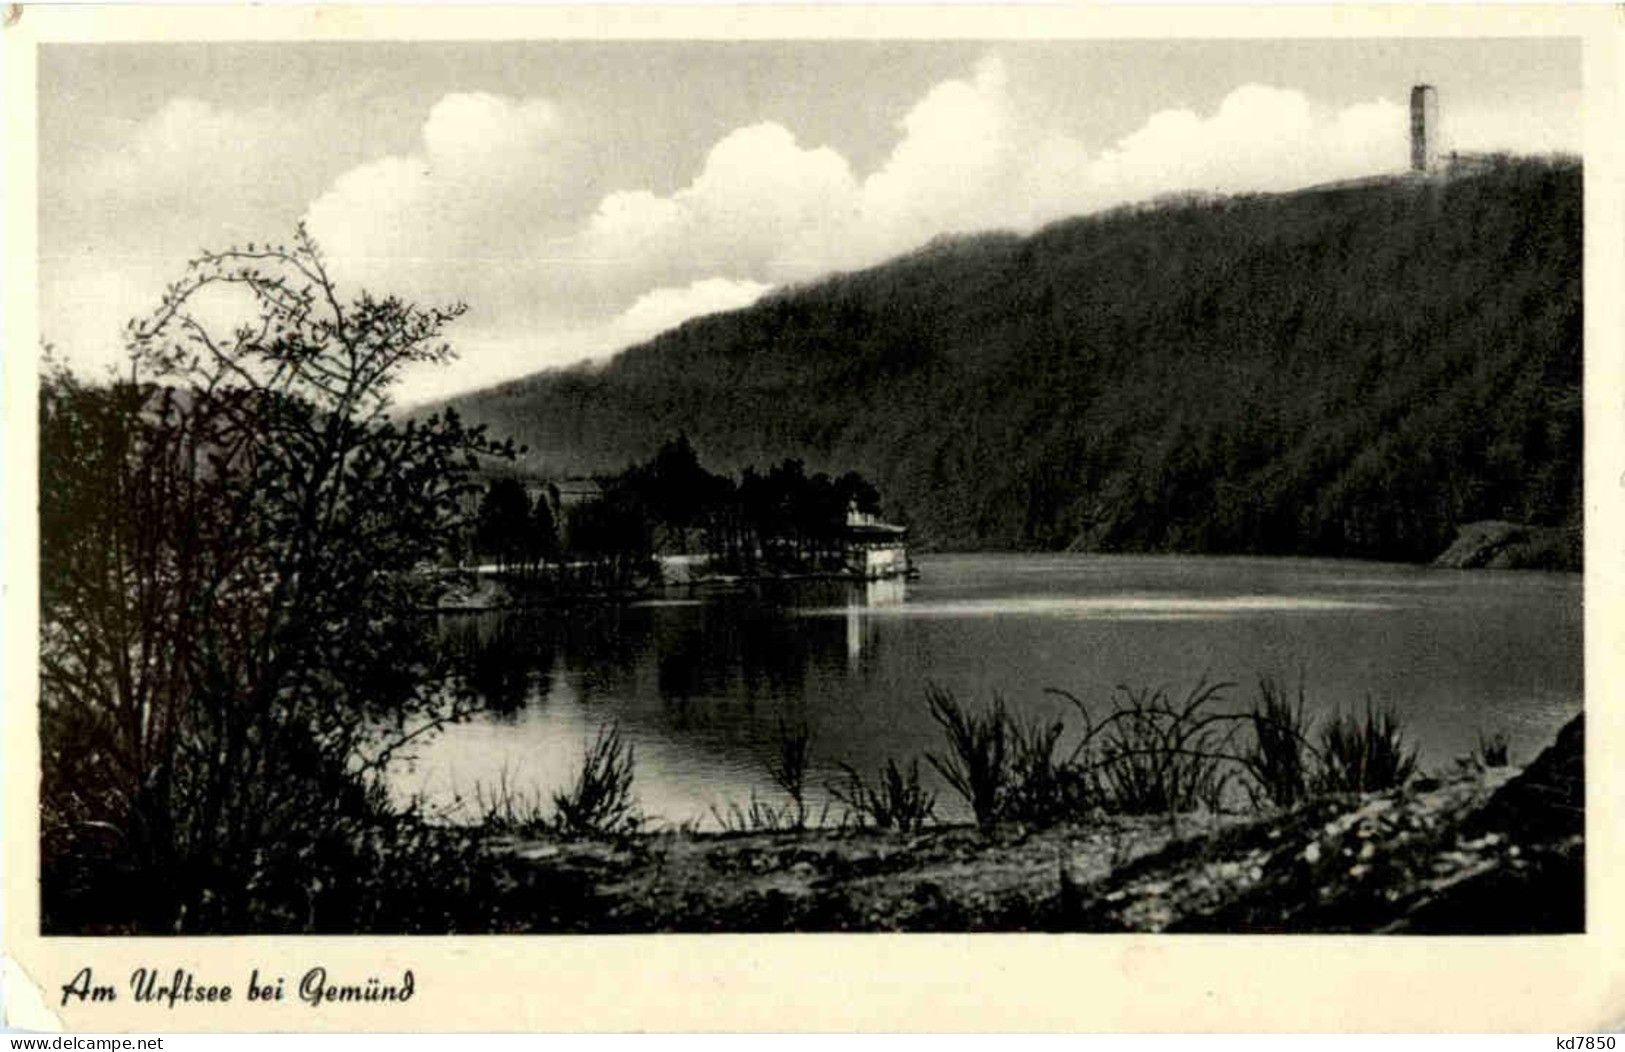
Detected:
left=841, top=504, right=909, bottom=579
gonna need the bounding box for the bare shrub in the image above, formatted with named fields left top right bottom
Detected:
left=38, top=230, right=509, bottom=932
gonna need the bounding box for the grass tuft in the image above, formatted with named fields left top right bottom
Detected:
left=1476, top=730, right=1511, bottom=769
left=1090, top=678, right=1239, bottom=815
left=1005, top=711, right=1098, bottom=826
left=766, top=717, right=814, bottom=829
left=551, top=723, right=640, bottom=838
left=1317, top=701, right=1418, bottom=794
left=1243, top=676, right=1315, bottom=809
left=925, top=687, right=1009, bottom=830
left=468, top=764, right=553, bottom=836
left=829, top=758, right=937, bottom=832
left=709, top=792, right=801, bottom=834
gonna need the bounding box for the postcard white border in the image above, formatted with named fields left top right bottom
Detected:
left=4, top=3, right=1622, bottom=1033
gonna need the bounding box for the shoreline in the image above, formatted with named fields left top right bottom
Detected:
left=427, top=556, right=918, bottom=612
left=426, top=544, right=1577, bottom=613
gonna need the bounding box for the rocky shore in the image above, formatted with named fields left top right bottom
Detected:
left=1434, top=520, right=1581, bottom=571
left=479, top=715, right=1583, bottom=933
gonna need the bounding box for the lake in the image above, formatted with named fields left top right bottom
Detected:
left=396, top=553, right=1583, bottom=827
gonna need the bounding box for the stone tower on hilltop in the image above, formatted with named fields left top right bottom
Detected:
left=1410, top=84, right=1439, bottom=173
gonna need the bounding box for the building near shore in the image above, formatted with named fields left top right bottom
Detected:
left=841, top=504, right=909, bottom=579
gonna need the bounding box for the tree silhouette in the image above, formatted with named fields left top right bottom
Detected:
left=474, top=477, right=532, bottom=571
left=530, top=490, right=561, bottom=568
left=39, top=226, right=514, bottom=931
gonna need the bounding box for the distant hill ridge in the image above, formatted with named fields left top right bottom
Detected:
left=435, top=156, right=1581, bottom=563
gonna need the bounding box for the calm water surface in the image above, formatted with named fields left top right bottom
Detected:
left=396, top=553, right=1582, bottom=825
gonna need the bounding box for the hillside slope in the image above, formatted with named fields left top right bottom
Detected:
left=441, top=158, right=1581, bottom=562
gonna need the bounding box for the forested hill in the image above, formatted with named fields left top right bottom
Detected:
left=437, top=156, right=1581, bottom=562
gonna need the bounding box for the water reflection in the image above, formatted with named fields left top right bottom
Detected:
left=846, top=577, right=905, bottom=667
left=438, top=614, right=559, bottom=719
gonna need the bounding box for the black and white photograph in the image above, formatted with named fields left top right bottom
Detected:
left=11, top=4, right=1605, bottom=976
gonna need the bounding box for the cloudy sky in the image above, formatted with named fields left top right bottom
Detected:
left=40, top=38, right=1580, bottom=405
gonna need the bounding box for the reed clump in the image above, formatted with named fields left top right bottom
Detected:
left=468, top=764, right=553, bottom=836
left=1315, top=701, right=1418, bottom=795
left=1476, top=731, right=1511, bottom=769
left=709, top=792, right=803, bottom=834
left=925, top=687, right=1010, bottom=830
left=1083, top=679, right=1239, bottom=816
left=925, top=679, right=1241, bottom=828
left=767, top=717, right=814, bottom=829
left=551, top=724, right=641, bottom=838
left=829, top=758, right=937, bottom=832
left=1004, top=710, right=1100, bottom=826
left=917, top=675, right=1429, bottom=834
left=1242, top=676, right=1315, bottom=809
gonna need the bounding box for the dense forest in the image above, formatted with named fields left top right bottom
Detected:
left=436, top=157, right=1581, bottom=563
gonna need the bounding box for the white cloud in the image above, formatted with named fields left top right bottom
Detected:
left=389, top=277, right=772, bottom=405
left=610, top=278, right=773, bottom=345
left=37, top=262, right=169, bottom=379
left=302, top=92, right=581, bottom=317
left=582, top=56, right=1088, bottom=287
left=43, top=93, right=373, bottom=376
left=1086, top=85, right=1404, bottom=200
left=72, top=97, right=291, bottom=211
left=855, top=57, right=1014, bottom=235
left=854, top=56, right=1087, bottom=246
left=786, top=55, right=1096, bottom=272
left=421, top=93, right=561, bottom=177
left=571, top=122, right=856, bottom=295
